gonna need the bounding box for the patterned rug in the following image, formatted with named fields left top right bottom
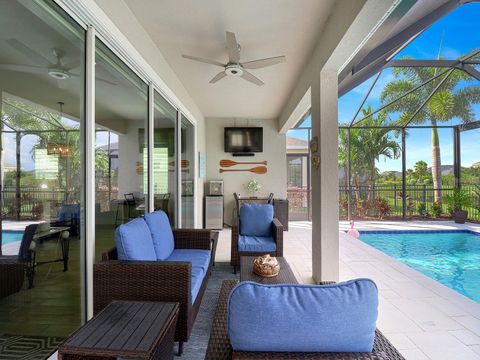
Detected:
left=0, top=334, right=63, bottom=360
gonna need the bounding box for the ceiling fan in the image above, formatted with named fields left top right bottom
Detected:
left=182, top=31, right=286, bottom=86
left=0, top=39, right=116, bottom=89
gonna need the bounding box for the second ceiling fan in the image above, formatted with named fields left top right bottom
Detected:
left=182, top=31, right=286, bottom=86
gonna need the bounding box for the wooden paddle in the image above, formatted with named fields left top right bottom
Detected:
left=168, top=160, right=190, bottom=168
left=219, top=166, right=267, bottom=174
left=219, top=159, right=267, bottom=167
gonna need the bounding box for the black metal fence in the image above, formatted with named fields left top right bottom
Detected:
left=339, top=184, right=480, bottom=220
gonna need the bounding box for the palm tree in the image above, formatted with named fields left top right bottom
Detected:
left=339, top=106, right=401, bottom=201
left=380, top=56, right=480, bottom=203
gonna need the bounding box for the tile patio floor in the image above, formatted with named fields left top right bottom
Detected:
left=215, top=220, right=480, bottom=360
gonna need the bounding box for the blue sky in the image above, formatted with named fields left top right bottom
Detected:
left=290, top=3, right=480, bottom=172
left=338, top=2, right=480, bottom=172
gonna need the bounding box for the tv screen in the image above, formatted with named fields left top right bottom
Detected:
left=224, top=127, right=263, bottom=153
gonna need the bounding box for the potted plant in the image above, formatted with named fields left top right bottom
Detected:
left=244, top=179, right=262, bottom=197
left=443, top=188, right=473, bottom=224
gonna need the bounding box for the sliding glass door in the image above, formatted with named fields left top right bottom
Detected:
left=94, top=39, right=149, bottom=260
left=153, top=91, right=177, bottom=225
left=0, top=0, right=85, bottom=340
left=181, top=115, right=195, bottom=227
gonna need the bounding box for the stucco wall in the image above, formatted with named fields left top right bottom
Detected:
left=205, top=118, right=287, bottom=226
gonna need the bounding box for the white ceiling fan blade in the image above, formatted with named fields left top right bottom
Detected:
left=241, top=70, right=264, bottom=86
left=7, top=38, right=52, bottom=65
left=226, top=31, right=240, bottom=63
left=241, top=56, right=286, bottom=69
left=69, top=72, right=117, bottom=86
left=0, top=63, right=46, bottom=75
left=209, top=71, right=227, bottom=84
left=182, top=54, right=225, bottom=67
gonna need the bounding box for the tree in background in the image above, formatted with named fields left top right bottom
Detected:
left=381, top=56, right=480, bottom=203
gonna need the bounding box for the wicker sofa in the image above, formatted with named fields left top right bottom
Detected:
left=206, top=280, right=405, bottom=360
left=231, top=204, right=283, bottom=273
left=93, top=212, right=213, bottom=355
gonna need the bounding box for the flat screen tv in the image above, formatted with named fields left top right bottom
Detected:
left=224, top=127, right=263, bottom=153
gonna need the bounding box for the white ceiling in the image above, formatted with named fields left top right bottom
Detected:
left=124, top=0, right=336, bottom=119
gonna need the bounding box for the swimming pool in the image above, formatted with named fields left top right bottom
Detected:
left=359, top=230, right=480, bottom=303
left=2, top=231, right=24, bottom=244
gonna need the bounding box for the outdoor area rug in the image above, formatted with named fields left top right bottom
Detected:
left=0, top=334, right=63, bottom=360
left=176, top=262, right=238, bottom=359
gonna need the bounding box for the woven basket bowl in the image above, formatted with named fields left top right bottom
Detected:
left=253, top=257, right=280, bottom=278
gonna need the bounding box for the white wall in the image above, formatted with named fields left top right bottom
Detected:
left=206, top=118, right=287, bottom=226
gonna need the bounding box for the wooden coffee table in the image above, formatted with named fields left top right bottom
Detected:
left=58, top=301, right=179, bottom=360
left=240, top=256, right=298, bottom=284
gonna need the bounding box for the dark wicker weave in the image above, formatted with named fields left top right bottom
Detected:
left=205, top=280, right=405, bottom=360
left=231, top=218, right=283, bottom=272
left=94, top=228, right=213, bottom=353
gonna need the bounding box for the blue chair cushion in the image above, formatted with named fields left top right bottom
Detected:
left=58, top=204, right=80, bottom=222
left=191, top=267, right=205, bottom=303
left=238, top=235, right=276, bottom=253
left=115, top=218, right=156, bottom=261
left=228, top=279, right=378, bottom=353
left=144, top=211, right=175, bottom=260
left=239, top=204, right=273, bottom=237
left=166, top=249, right=211, bottom=275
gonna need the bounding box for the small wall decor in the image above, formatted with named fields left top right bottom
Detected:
left=219, top=159, right=267, bottom=167
left=219, top=166, right=267, bottom=174
left=312, top=155, right=320, bottom=170
left=310, top=136, right=318, bottom=153
left=199, top=152, right=206, bottom=178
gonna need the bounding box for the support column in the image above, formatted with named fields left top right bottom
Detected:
left=311, top=69, right=339, bottom=283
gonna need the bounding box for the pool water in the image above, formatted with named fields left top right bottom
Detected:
left=359, top=230, right=480, bottom=303
left=2, top=231, right=24, bottom=244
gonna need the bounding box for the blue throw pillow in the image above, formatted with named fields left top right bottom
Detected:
left=239, top=204, right=274, bottom=237
left=228, top=279, right=378, bottom=353
left=144, top=211, right=175, bottom=260
left=115, top=218, right=156, bottom=261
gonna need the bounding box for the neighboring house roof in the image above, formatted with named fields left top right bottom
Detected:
left=287, top=136, right=308, bottom=150
left=473, top=161, right=480, bottom=168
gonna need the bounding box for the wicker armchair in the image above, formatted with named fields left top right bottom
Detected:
left=231, top=216, right=283, bottom=274
left=93, top=228, right=213, bottom=355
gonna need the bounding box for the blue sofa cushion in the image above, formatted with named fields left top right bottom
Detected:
left=238, top=235, right=276, bottom=253
left=166, top=249, right=211, bottom=275
left=191, top=267, right=205, bottom=303
left=239, top=204, right=274, bottom=237
left=228, top=279, right=378, bottom=353
left=58, top=204, right=80, bottom=222
left=115, top=218, right=156, bottom=261
left=144, top=211, right=175, bottom=260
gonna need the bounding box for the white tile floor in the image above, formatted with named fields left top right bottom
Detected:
left=214, top=220, right=480, bottom=360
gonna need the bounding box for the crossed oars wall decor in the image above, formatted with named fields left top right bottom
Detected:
left=219, top=159, right=268, bottom=174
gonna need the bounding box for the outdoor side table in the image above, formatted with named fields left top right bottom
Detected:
left=58, top=301, right=179, bottom=360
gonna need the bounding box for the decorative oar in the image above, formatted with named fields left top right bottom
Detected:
left=219, top=166, right=267, bottom=174
left=220, top=159, right=267, bottom=167
left=169, top=160, right=190, bottom=168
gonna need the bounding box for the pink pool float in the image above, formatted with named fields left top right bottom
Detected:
left=347, top=220, right=359, bottom=239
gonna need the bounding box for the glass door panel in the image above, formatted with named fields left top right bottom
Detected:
left=181, top=115, right=195, bottom=227
left=153, top=91, right=177, bottom=225
left=94, top=39, right=148, bottom=259
left=0, top=0, right=85, bottom=345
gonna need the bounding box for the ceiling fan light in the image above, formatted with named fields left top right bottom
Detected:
left=225, top=64, right=243, bottom=77
left=48, top=69, right=69, bottom=80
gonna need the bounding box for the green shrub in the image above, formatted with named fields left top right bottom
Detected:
left=431, top=202, right=443, bottom=218
left=417, top=202, right=427, bottom=216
